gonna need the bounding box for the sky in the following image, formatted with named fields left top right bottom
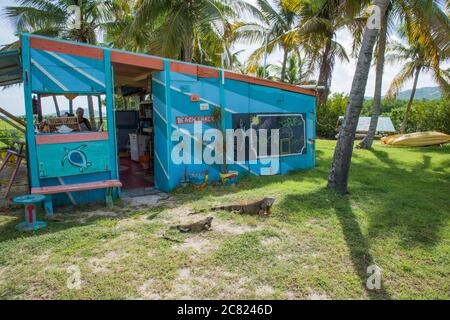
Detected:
left=0, top=0, right=446, bottom=116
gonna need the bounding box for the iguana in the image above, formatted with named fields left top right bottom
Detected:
left=163, top=217, right=214, bottom=242
left=191, top=197, right=275, bottom=216
left=175, top=216, right=214, bottom=233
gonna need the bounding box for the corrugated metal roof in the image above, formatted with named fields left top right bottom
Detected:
left=0, top=50, right=22, bottom=86
left=338, top=116, right=396, bottom=132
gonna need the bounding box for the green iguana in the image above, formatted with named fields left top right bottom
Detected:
left=175, top=216, right=214, bottom=233
left=163, top=217, right=214, bottom=242
left=192, top=197, right=275, bottom=216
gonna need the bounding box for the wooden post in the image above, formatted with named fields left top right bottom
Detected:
left=52, top=95, right=61, bottom=117
left=104, top=50, right=118, bottom=182
left=37, top=94, right=43, bottom=122
left=21, top=34, right=40, bottom=189
left=69, top=98, right=73, bottom=114
left=97, top=95, right=103, bottom=124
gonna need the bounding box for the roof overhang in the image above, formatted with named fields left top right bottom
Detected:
left=0, top=50, right=22, bottom=87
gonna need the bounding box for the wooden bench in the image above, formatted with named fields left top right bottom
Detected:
left=31, top=180, right=122, bottom=215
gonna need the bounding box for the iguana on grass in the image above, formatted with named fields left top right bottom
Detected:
left=174, top=216, right=214, bottom=233
left=162, top=217, right=214, bottom=242
left=192, top=197, right=276, bottom=216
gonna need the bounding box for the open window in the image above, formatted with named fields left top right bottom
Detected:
left=33, top=94, right=106, bottom=135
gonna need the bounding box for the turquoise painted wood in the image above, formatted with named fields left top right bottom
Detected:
left=36, top=140, right=110, bottom=178
left=164, top=60, right=174, bottom=190
left=30, top=49, right=106, bottom=94
left=21, top=35, right=40, bottom=188
left=104, top=50, right=118, bottom=182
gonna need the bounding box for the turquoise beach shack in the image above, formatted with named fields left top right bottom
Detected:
left=0, top=34, right=317, bottom=213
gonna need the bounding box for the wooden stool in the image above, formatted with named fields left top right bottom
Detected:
left=0, top=141, right=26, bottom=198
left=13, top=194, right=47, bottom=231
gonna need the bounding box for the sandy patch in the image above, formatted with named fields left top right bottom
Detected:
left=115, top=218, right=141, bottom=229
left=169, top=267, right=218, bottom=299
left=215, top=272, right=252, bottom=299
left=261, top=236, right=281, bottom=247
left=172, top=236, right=218, bottom=255
left=36, top=250, right=52, bottom=263
left=284, top=290, right=298, bottom=299
left=308, top=291, right=331, bottom=300
left=138, top=279, right=161, bottom=299
left=255, top=284, right=275, bottom=296
left=166, top=205, right=194, bottom=218
left=213, top=220, right=261, bottom=235
left=276, top=253, right=294, bottom=261
left=88, top=251, right=129, bottom=273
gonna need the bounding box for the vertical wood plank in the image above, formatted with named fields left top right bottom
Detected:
left=104, top=50, right=119, bottom=182
left=22, top=35, right=40, bottom=188
left=164, top=60, right=173, bottom=189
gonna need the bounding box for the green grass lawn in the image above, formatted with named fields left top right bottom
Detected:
left=0, top=140, right=448, bottom=299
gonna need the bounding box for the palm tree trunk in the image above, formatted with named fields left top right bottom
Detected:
left=359, top=6, right=389, bottom=149
left=400, top=67, right=421, bottom=134
left=87, top=96, right=97, bottom=131
left=317, top=37, right=332, bottom=107
left=280, top=49, right=289, bottom=82
left=328, top=0, right=390, bottom=194
left=183, top=36, right=194, bottom=62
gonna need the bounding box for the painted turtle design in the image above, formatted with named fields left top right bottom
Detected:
left=61, top=145, right=92, bottom=172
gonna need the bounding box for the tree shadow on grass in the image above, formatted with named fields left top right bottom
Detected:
left=0, top=202, right=167, bottom=244
left=364, top=149, right=448, bottom=248
left=278, top=188, right=392, bottom=300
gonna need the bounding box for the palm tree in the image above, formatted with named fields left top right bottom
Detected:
left=4, top=0, right=116, bottom=130
left=359, top=0, right=450, bottom=149
left=247, top=63, right=274, bottom=80
left=117, top=0, right=259, bottom=63
left=385, top=39, right=449, bottom=133
left=287, top=0, right=363, bottom=107
left=271, top=52, right=314, bottom=85
left=239, top=0, right=299, bottom=83
left=328, top=0, right=391, bottom=194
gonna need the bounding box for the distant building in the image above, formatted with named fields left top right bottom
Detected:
left=337, top=116, right=396, bottom=138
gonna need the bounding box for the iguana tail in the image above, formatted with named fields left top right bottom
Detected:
left=188, top=206, right=227, bottom=215
left=162, top=228, right=184, bottom=243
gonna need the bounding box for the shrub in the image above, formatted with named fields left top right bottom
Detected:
left=316, top=94, right=450, bottom=137
left=316, top=93, right=348, bottom=138
left=384, top=98, right=450, bottom=134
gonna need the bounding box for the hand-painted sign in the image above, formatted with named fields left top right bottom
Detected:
left=37, top=140, right=108, bottom=178
left=176, top=116, right=215, bottom=124
left=61, top=144, right=92, bottom=172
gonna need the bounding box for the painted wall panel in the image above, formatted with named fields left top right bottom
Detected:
left=249, top=84, right=285, bottom=113
left=30, top=48, right=105, bottom=93
left=152, top=70, right=171, bottom=191
left=224, top=79, right=249, bottom=114
left=152, top=78, right=167, bottom=120
left=164, top=75, right=316, bottom=190
left=36, top=140, right=110, bottom=179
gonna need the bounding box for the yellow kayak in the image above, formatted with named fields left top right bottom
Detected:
left=382, top=131, right=450, bottom=147
left=381, top=134, right=402, bottom=144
